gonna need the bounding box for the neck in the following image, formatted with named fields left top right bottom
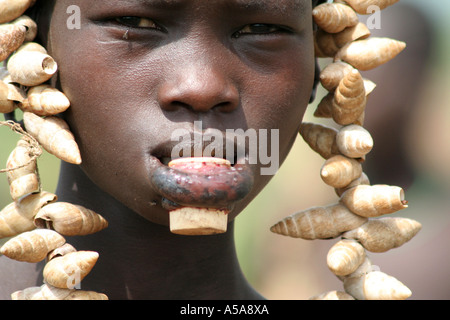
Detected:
left=54, top=162, right=262, bottom=300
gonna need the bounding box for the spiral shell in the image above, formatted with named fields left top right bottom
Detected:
left=43, top=251, right=99, bottom=289
left=363, top=79, right=377, bottom=97
left=319, top=61, right=355, bottom=92
left=333, top=22, right=371, bottom=48
left=340, top=256, right=374, bottom=281
left=11, top=283, right=108, bottom=300
left=0, top=0, right=36, bottom=24
left=62, top=290, right=109, bottom=300
left=331, top=69, right=366, bottom=125
left=6, top=138, right=40, bottom=200
left=344, top=0, right=400, bottom=15
left=309, top=290, right=355, bottom=300
left=320, top=155, right=363, bottom=189
left=0, top=23, right=26, bottom=62
left=335, top=172, right=370, bottom=197
left=8, top=173, right=39, bottom=201
left=0, top=228, right=65, bottom=263
left=0, top=79, right=16, bottom=113
left=34, top=202, right=108, bottom=236
left=23, top=112, right=82, bottom=164
left=0, top=191, right=57, bottom=238
left=327, top=239, right=366, bottom=277
left=270, top=203, right=367, bottom=240
left=343, top=271, right=411, bottom=300
left=314, top=91, right=333, bottom=118
left=314, top=29, right=339, bottom=58
left=342, top=217, right=422, bottom=253
left=7, top=42, right=57, bottom=86
left=2, top=74, right=27, bottom=103
left=340, top=184, right=408, bottom=218
left=12, top=41, right=46, bottom=54
left=335, top=37, right=406, bottom=71
left=299, top=122, right=339, bottom=159
left=336, top=124, right=374, bottom=159
left=19, top=85, right=71, bottom=116
left=11, top=15, right=38, bottom=42
left=47, top=243, right=77, bottom=261
left=312, top=3, right=359, bottom=34
left=315, top=22, right=371, bottom=58
left=315, top=79, right=375, bottom=121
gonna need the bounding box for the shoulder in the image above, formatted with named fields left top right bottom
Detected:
left=0, top=256, right=42, bottom=300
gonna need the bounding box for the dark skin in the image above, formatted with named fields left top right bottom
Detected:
left=0, top=0, right=316, bottom=299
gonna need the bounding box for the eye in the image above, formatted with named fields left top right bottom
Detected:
left=233, top=24, right=290, bottom=38
left=115, top=16, right=160, bottom=29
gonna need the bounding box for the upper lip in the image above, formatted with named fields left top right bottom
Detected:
left=151, top=130, right=248, bottom=166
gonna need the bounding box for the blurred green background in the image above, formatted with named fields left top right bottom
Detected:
left=1, top=0, right=449, bottom=300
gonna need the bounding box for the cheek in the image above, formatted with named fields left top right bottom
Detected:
left=50, top=42, right=152, bottom=206
left=233, top=48, right=314, bottom=204
left=244, top=52, right=315, bottom=158
left=50, top=30, right=146, bottom=159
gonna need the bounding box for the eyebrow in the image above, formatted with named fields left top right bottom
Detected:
left=93, top=0, right=186, bottom=10
left=232, top=0, right=306, bottom=14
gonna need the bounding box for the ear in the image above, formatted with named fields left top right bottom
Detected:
left=309, top=58, right=321, bottom=104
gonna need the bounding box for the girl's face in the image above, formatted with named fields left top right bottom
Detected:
left=44, top=0, right=315, bottom=225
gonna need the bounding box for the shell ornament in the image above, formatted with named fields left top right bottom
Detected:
left=0, top=0, right=108, bottom=300
left=272, top=0, right=420, bottom=300
left=34, top=202, right=108, bottom=236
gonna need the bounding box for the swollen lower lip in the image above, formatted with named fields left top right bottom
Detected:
left=150, top=157, right=253, bottom=235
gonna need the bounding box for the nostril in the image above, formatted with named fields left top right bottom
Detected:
left=168, top=101, right=191, bottom=111
left=163, top=100, right=237, bottom=113
left=214, top=101, right=236, bottom=113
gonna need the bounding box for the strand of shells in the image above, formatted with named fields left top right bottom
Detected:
left=0, top=1, right=108, bottom=300
left=271, top=0, right=422, bottom=300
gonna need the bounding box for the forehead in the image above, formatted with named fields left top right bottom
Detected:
left=75, top=0, right=308, bottom=12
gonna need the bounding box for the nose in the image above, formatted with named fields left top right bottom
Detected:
left=157, top=62, right=239, bottom=113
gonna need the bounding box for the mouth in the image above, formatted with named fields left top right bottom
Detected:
left=151, top=156, right=254, bottom=235
left=148, top=134, right=255, bottom=234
